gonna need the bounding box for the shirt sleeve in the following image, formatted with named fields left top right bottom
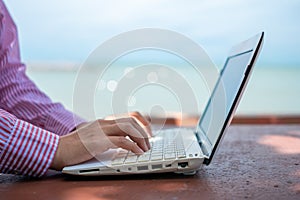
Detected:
left=0, top=1, right=86, bottom=136
left=0, top=109, right=59, bottom=177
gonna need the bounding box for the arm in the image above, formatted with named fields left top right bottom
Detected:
left=0, top=1, right=85, bottom=135
left=0, top=108, right=152, bottom=177
left=0, top=108, right=152, bottom=176
left=0, top=2, right=152, bottom=175
left=0, top=109, right=59, bottom=177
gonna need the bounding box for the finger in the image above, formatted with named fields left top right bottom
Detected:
left=103, top=122, right=149, bottom=152
left=104, top=113, right=132, bottom=120
left=98, top=117, right=151, bottom=150
left=116, top=117, right=151, bottom=149
left=130, top=112, right=153, bottom=137
left=116, top=122, right=149, bottom=152
left=104, top=112, right=153, bottom=137
left=104, top=114, right=119, bottom=120
left=129, top=112, right=150, bottom=126
left=109, top=136, right=144, bottom=155
left=128, top=117, right=151, bottom=149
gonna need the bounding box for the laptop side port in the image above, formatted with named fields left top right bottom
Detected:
left=165, top=164, right=172, bottom=168
left=137, top=165, right=149, bottom=171
left=152, top=164, right=163, bottom=169
left=178, top=162, right=188, bottom=168
left=79, top=168, right=100, bottom=173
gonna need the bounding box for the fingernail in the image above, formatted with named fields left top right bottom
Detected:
left=146, top=146, right=150, bottom=151
left=137, top=148, right=144, bottom=154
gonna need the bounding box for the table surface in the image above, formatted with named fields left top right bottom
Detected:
left=1, top=125, right=300, bottom=200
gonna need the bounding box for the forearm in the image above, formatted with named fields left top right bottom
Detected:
left=51, top=132, right=92, bottom=170
left=0, top=62, right=86, bottom=135
left=0, top=109, right=59, bottom=177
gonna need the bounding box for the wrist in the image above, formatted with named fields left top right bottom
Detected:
left=50, top=131, right=93, bottom=171
left=50, top=136, right=64, bottom=170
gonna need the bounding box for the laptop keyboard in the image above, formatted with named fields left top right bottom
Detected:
left=111, top=129, right=187, bottom=165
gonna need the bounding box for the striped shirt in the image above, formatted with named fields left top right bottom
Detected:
left=0, top=1, right=85, bottom=177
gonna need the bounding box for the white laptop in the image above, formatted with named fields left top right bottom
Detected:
left=63, top=32, right=264, bottom=176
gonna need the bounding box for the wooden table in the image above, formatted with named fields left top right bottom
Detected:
left=1, top=125, right=300, bottom=200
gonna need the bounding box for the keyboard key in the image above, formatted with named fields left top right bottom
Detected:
left=112, top=157, right=126, bottom=165
left=177, top=152, right=186, bottom=158
left=111, top=129, right=190, bottom=165
left=138, top=154, right=151, bottom=162
left=164, top=153, right=176, bottom=159
left=125, top=155, right=138, bottom=164
left=151, top=154, right=163, bottom=161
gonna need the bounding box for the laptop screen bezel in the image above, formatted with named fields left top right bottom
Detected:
left=196, top=32, right=264, bottom=165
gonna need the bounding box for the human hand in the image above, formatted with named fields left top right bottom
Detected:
left=51, top=113, right=152, bottom=170
left=104, top=111, right=152, bottom=137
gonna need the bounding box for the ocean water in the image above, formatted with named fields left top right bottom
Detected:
left=26, top=66, right=300, bottom=119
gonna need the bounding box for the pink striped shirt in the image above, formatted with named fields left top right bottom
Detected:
left=0, top=1, right=85, bottom=177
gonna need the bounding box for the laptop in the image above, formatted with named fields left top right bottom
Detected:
left=63, top=32, right=264, bottom=176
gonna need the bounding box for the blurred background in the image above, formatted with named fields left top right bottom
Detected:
left=4, top=0, right=300, bottom=118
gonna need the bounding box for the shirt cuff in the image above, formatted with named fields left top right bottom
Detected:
left=0, top=119, right=59, bottom=177
left=41, top=107, right=86, bottom=136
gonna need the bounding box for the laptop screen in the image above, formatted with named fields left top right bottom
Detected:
left=198, top=50, right=253, bottom=147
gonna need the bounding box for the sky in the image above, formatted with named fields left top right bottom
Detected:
left=4, top=0, right=300, bottom=68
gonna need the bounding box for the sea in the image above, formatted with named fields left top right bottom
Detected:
left=26, top=63, right=300, bottom=120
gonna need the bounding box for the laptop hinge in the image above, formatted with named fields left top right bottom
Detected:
left=195, top=130, right=212, bottom=165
